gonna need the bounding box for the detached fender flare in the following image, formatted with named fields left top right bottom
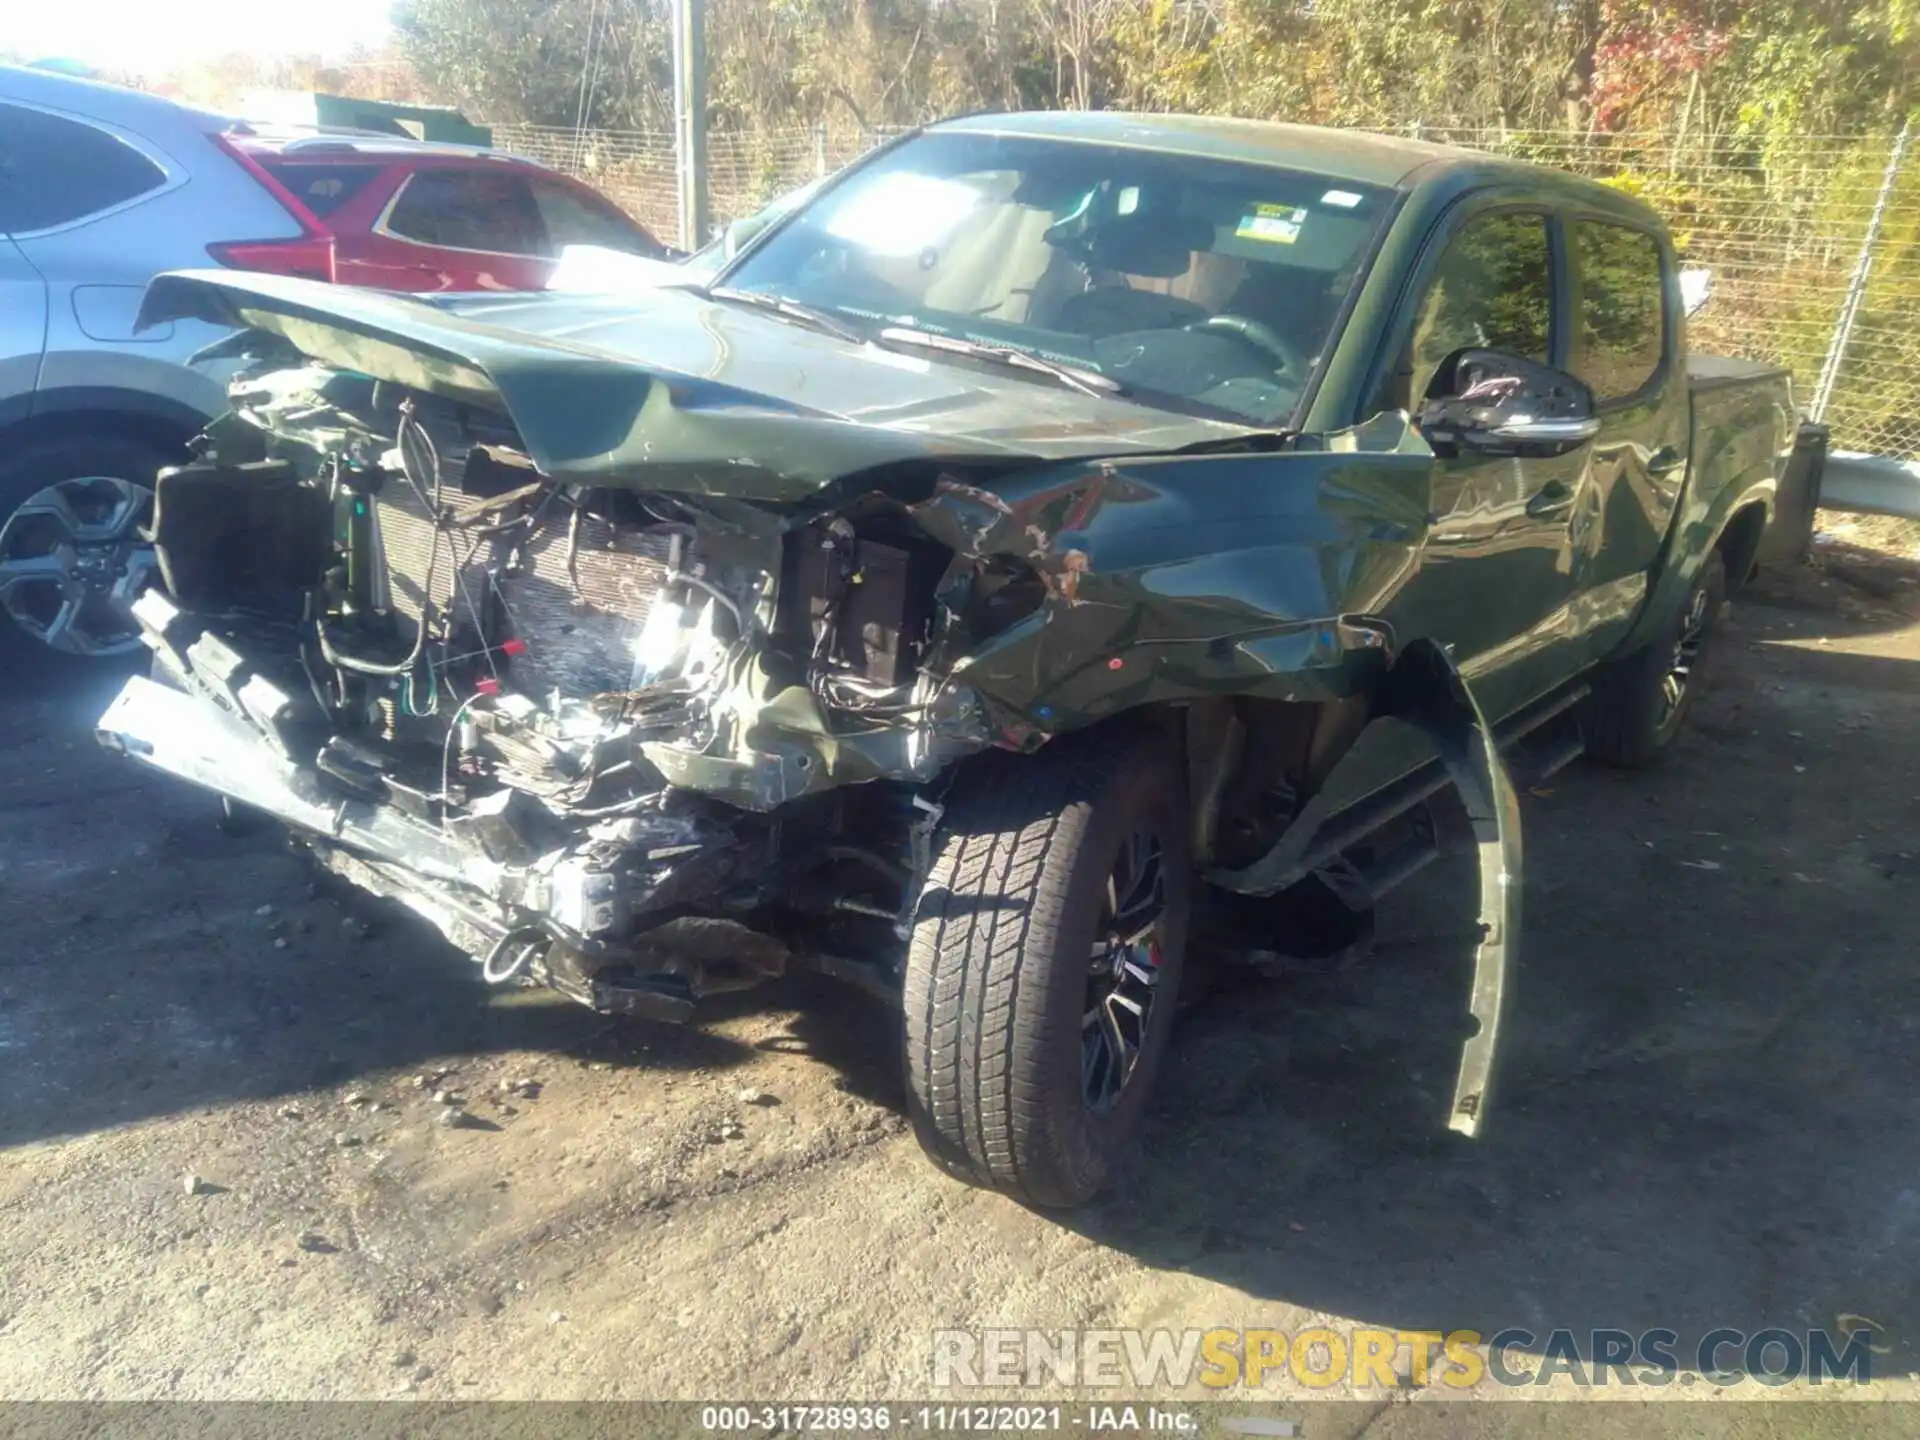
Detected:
left=1209, top=638, right=1522, bottom=1138
left=1378, top=640, right=1522, bottom=1137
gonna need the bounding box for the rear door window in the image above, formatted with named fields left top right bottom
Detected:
left=256, top=161, right=385, bottom=219
left=1573, top=220, right=1667, bottom=401
left=0, top=102, right=167, bottom=233
left=383, top=169, right=546, bottom=255
left=530, top=182, right=659, bottom=256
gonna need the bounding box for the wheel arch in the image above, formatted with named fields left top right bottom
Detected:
left=1174, top=640, right=1520, bottom=1138
left=0, top=387, right=211, bottom=471
left=1714, top=499, right=1771, bottom=592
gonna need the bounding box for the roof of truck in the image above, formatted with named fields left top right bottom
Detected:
left=931, top=111, right=1641, bottom=212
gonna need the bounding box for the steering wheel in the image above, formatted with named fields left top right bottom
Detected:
left=1187, top=313, right=1308, bottom=376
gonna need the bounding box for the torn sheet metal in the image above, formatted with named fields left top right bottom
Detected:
left=907, top=446, right=1430, bottom=736
left=98, top=673, right=491, bottom=891
left=142, top=269, right=1450, bottom=752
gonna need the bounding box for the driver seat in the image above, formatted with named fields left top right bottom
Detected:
left=1048, top=212, right=1215, bottom=337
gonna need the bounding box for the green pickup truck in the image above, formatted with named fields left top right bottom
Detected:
left=100, top=111, right=1804, bottom=1208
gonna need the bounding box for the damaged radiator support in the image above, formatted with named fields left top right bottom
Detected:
left=373, top=476, right=680, bottom=698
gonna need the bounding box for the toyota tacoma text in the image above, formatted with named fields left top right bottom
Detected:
left=96, top=113, right=1804, bottom=1207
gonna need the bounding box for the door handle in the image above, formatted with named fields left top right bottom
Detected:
left=1525, top=480, right=1575, bottom=518
left=1646, top=445, right=1685, bottom=477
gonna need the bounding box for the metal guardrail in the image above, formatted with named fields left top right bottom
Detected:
left=1820, top=451, right=1920, bottom=522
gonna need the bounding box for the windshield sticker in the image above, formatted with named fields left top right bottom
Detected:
left=1235, top=204, right=1308, bottom=244
left=1320, top=189, right=1365, bottom=209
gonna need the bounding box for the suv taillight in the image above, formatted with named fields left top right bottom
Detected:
left=206, top=236, right=337, bottom=282
left=209, top=133, right=338, bottom=283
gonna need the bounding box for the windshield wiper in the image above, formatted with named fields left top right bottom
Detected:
left=705, top=287, right=868, bottom=344
left=874, top=326, right=1122, bottom=399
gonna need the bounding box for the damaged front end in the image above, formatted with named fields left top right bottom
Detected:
left=100, top=270, right=1522, bottom=1157
left=100, top=357, right=1007, bottom=1018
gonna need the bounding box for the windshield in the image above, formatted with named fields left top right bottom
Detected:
left=720, top=131, right=1394, bottom=426
left=680, top=177, right=826, bottom=281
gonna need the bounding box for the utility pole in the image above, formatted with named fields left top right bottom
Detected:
left=671, top=0, right=709, bottom=251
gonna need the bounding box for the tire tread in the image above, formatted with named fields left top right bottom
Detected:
left=904, top=732, right=1158, bottom=1206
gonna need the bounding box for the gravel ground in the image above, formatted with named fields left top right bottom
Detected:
left=2, top=544, right=1919, bottom=1411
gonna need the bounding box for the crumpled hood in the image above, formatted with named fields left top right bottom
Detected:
left=141, top=270, right=1254, bottom=501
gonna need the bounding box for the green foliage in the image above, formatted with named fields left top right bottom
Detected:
left=1597, top=170, right=1702, bottom=250
left=393, top=0, right=1920, bottom=139
left=393, top=0, right=672, bottom=128
left=1572, top=221, right=1664, bottom=398
left=1407, top=212, right=1554, bottom=396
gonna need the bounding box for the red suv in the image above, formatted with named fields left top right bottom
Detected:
left=208, top=131, right=667, bottom=292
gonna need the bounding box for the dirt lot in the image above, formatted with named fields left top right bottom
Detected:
left=3, top=539, right=1920, bottom=1413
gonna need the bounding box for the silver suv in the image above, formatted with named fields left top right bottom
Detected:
left=0, top=66, right=308, bottom=657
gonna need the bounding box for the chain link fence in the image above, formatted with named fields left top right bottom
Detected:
left=491, top=123, right=680, bottom=237
left=490, top=122, right=889, bottom=245
left=491, top=117, right=1920, bottom=461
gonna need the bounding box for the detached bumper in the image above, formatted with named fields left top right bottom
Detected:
left=97, top=673, right=483, bottom=887
left=95, top=673, right=767, bottom=1021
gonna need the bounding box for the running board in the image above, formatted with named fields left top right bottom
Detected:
left=1508, top=725, right=1587, bottom=791
left=1495, top=678, right=1591, bottom=750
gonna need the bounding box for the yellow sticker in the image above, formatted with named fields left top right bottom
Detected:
left=1235, top=204, right=1308, bottom=244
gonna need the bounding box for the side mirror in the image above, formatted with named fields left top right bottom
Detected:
left=1417, top=348, right=1599, bottom=459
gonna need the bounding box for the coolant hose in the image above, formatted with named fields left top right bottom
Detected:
left=480, top=926, right=548, bottom=985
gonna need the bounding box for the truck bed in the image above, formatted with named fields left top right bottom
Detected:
left=1686, top=351, right=1793, bottom=393
left=1685, top=353, right=1797, bottom=544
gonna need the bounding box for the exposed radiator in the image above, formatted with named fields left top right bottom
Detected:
left=373, top=481, right=676, bottom=698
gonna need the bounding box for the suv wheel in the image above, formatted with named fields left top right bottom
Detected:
left=0, top=435, right=171, bottom=657
left=903, top=728, right=1191, bottom=1208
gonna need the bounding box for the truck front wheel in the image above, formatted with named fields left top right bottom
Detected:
left=903, top=729, right=1191, bottom=1208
